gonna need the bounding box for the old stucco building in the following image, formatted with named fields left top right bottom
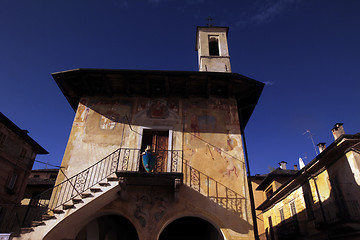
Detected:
left=256, top=124, right=360, bottom=240
left=0, top=112, right=48, bottom=235
left=15, top=26, right=264, bottom=240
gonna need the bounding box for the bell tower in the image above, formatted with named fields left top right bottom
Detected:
left=196, top=26, right=231, bottom=72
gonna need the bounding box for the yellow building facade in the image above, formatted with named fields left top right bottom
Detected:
left=257, top=124, right=360, bottom=240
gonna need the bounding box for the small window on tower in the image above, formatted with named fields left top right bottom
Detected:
left=208, top=36, right=219, bottom=56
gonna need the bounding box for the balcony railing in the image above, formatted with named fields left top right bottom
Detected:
left=314, top=200, right=360, bottom=228
left=0, top=148, right=181, bottom=234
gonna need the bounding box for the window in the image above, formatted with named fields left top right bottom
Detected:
left=265, top=186, right=274, bottom=198
left=33, top=175, right=40, bottom=178
left=279, top=208, right=285, bottom=222
left=208, top=36, right=219, bottom=56
left=7, top=173, right=18, bottom=190
left=290, top=201, right=296, bottom=217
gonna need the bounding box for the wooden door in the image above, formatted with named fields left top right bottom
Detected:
left=140, top=130, right=168, bottom=172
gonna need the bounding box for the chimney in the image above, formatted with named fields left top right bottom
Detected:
left=294, top=165, right=298, bottom=170
left=332, top=123, right=345, bottom=140
left=317, top=142, right=326, bottom=153
left=279, top=161, right=287, bottom=170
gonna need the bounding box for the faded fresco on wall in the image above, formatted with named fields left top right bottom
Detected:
left=133, top=98, right=180, bottom=127
left=61, top=96, right=247, bottom=204
left=182, top=98, right=246, bottom=200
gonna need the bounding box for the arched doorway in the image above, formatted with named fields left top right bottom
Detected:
left=159, top=216, right=224, bottom=240
left=75, top=215, right=139, bottom=240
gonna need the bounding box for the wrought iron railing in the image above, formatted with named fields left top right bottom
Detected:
left=41, top=148, right=141, bottom=213
left=182, top=160, right=246, bottom=216
left=314, top=199, right=360, bottom=226
left=13, top=147, right=183, bottom=232
left=118, top=149, right=183, bottom=173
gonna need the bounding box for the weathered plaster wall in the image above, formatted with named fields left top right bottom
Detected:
left=0, top=122, right=36, bottom=204
left=52, top=96, right=253, bottom=239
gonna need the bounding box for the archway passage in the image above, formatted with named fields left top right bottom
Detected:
left=75, top=215, right=139, bottom=240
left=159, top=217, right=224, bottom=240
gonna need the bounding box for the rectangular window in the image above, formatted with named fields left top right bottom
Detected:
left=265, top=186, right=274, bottom=198
left=290, top=201, right=296, bottom=216
left=279, top=208, right=285, bottom=222
left=208, top=36, right=219, bottom=56
left=7, top=173, right=18, bottom=190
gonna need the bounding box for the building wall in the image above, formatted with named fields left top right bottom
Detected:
left=250, top=177, right=266, bottom=239
left=0, top=122, right=36, bottom=204
left=52, top=95, right=254, bottom=239
left=21, top=170, right=58, bottom=205
left=261, top=146, right=360, bottom=240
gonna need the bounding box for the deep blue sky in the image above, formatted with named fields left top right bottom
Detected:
left=0, top=0, right=359, bottom=174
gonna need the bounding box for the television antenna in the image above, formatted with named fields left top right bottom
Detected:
left=303, top=129, right=318, bottom=155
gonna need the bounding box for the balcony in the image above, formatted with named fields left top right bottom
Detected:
left=115, top=149, right=183, bottom=192
left=314, top=200, right=360, bottom=232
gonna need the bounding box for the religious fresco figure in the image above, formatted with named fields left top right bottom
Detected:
left=150, top=100, right=167, bottom=118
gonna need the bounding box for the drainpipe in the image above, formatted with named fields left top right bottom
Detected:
left=238, top=106, right=259, bottom=240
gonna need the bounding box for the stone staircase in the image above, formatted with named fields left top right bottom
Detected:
left=14, top=173, right=120, bottom=240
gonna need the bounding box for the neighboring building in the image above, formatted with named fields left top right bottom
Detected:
left=0, top=113, right=48, bottom=233
left=249, top=174, right=267, bottom=240
left=0, top=113, right=48, bottom=204
left=21, top=169, right=59, bottom=206
left=256, top=124, right=360, bottom=240
left=15, top=26, right=264, bottom=240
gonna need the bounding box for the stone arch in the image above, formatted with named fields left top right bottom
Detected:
left=158, top=215, right=224, bottom=240
left=75, top=214, right=139, bottom=240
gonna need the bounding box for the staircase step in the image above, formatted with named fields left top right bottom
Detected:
left=32, top=221, right=45, bottom=227
left=99, top=182, right=111, bottom=187
left=107, top=174, right=118, bottom=182
left=63, top=203, right=75, bottom=210
left=21, top=227, right=34, bottom=234
left=72, top=196, right=83, bottom=204
left=42, top=214, right=56, bottom=221
left=81, top=191, right=93, bottom=198
left=90, top=187, right=102, bottom=193
left=52, top=208, right=64, bottom=214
